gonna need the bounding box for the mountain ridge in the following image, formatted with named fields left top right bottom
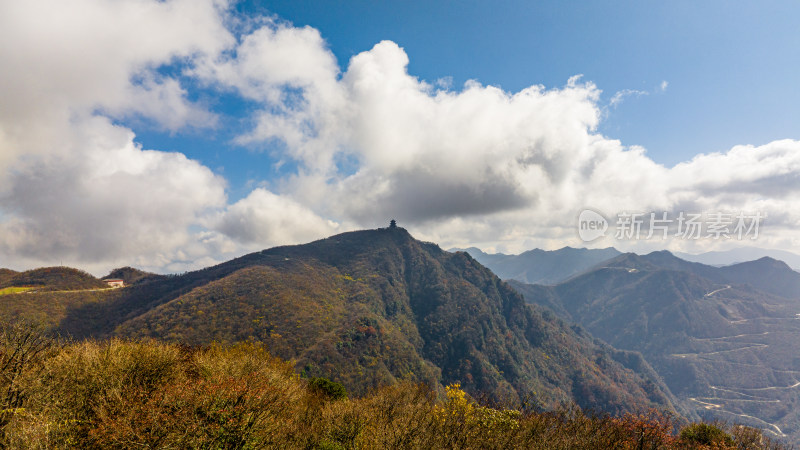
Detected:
left=512, top=250, right=800, bottom=442
left=0, top=227, right=679, bottom=416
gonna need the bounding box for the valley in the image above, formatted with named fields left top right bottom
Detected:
left=506, top=252, right=800, bottom=444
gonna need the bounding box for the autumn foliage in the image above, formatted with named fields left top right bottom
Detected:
left=0, top=323, right=787, bottom=449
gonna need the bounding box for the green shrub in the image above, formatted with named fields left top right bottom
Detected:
left=317, top=440, right=347, bottom=450
left=309, top=377, right=348, bottom=400
left=679, top=422, right=735, bottom=447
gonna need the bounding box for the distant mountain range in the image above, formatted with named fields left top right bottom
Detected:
left=0, top=228, right=677, bottom=416
left=675, top=248, right=800, bottom=271
left=450, top=246, right=621, bottom=284
left=453, top=245, right=800, bottom=285
left=511, top=250, right=800, bottom=443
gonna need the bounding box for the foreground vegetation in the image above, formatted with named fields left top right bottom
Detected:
left=0, top=322, right=786, bottom=449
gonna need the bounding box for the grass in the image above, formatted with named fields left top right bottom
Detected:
left=0, top=287, right=34, bottom=296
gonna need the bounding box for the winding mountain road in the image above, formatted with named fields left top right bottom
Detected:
left=704, top=285, right=731, bottom=297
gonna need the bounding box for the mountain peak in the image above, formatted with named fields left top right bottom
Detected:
left=600, top=252, right=658, bottom=271
left=642, top=250, right=682, bottom=263
left=753, top=255, right=791, bottom=268
left=722, top=255, right=794, bottom=274
left=16, top=227, right=676, bottom=416
left=105, top=267, right=164, bottom=286
left=646, top=249, right=674, bottom=256
left=716, top=256, right=800, bottom=299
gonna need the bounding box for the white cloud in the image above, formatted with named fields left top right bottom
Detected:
left=0, top=0, right=232, bottom=136
left=608, top=80, right=668, bottom=108
left=192, top=20, right=347, bottom=172
left=0, top=0, right=233, bottom=274
left=213, top=188, right=339, bottom=248
left=110, top=75, right=217, bottom=131
left=609, top=88, right=648, bottom=107
left=0, top=117, right=227, bottom=263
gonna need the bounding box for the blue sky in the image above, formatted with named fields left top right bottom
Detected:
left=2, top=0, right=800, bottom=274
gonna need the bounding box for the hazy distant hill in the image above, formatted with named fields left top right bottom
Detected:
left=599, top=251, right=733, bottom=285
left=451, top=246, right=621, bottom=284
left=0, top=229, right=677, bottom=416
left=512, top=250, right=800, bottom=443
left=676, top=248, right=800, bottom=271
left=596, top=251, right=800, bottom=300
left=718, top=257, right=800, bottom=300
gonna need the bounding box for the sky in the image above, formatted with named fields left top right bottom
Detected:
left=2, top=0, right=800, bottom=275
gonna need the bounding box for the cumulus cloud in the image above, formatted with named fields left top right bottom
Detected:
left=206, top=35, right=612, bottom=224
left=0, top=0, right=231, bottom=137
left=192, top=20, right=347, bottom=172
left=204, top=21, right=800, bottom=255
left=0, top=0, right=235, bottom=273
left=0, top=117, right=227, bottom=263
left=213, top=188, right=338, bottom=248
